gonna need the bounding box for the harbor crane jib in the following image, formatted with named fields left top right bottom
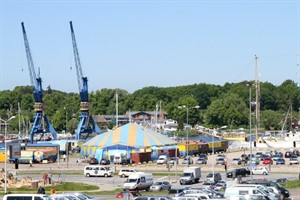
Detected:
left=69, top=21, right=102, bottom=140
left=21, top=22, right=57, bottom=143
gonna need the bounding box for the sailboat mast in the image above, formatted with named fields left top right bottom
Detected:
left=255, top=55, right=261, bottom=143
left=116, top=92, right=118, bottom=127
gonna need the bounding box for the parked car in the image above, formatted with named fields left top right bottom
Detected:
left=100, top=158, right=110, bottom=165
left=133, top=196, right=172, bottom=200
left=202, top=181, right=216, bottom=190
left=150, top=181, right=172, bottom=191
left=182, top=156, right=193, bottom=165
left=88, top=157, right=98, bottom=165
left=272, top=154, right=283, bottom=161
left=249, top=157, right=260, bottom=165
left=275, top=158, right=285, bottom=165
left=290, top=157, right=299, bottom=165
left=172, top=197, right=201, bottom=200
left=168, top=187, right=187, bottom=196
left=118, top=168, right=139, bottom=178
left=227, top=168, right=250, bottom=178
left=214, top=182, right=226, bottom=191
left=251, top=166, right=269, bottom=175
left=262, top=158, right=273, bottom=165
left=231, top=157, right=242, bottom=165
left=168, top=157, right=179, bottom=165
left=199, top=154, right=208, bottom=160
left=216, top=157, right=225, bottom=165
left=115, top=191, right=134, bottom=199
left=196, top=157, right=207, bottom=164
left=204, top=172, right=222, bottom=183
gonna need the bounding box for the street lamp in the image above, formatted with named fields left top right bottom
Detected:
left=0, top=116, right=16, bottom=194
left=64, top=107, right=69, bottom=169
left=247, top=82, right=253, bottom=181
left=178, top=105, right=200, bottom=158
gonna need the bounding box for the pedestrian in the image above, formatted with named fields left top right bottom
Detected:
left=37, top=186, right=45, bottom=194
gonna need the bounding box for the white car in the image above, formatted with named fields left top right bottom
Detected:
left=231, top=158, right=242, bottom=165
left=289, top=157, right=299, bottom=165
left=214, top=182, right=226, bottom=191
left=251, top=166, right=269, bottom=175
left=118, top=168, right=139, bottom=177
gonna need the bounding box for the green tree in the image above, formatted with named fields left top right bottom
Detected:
left=205, top=93, right=248, bottom=128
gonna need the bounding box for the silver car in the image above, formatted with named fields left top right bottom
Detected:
left=150, top=181, right=172, bottom=191
left=182, top=156, right=193, bottom=165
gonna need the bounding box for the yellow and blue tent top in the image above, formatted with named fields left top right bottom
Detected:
left=83, top=123, right=177, bottom=149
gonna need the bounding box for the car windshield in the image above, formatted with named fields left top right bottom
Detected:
left=154, top=182, right=162, bottom=185
left=126, top=178, right=137, bottom=183
left=207, top=173, right=213, bottom=177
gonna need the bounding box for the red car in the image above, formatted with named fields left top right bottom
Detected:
left=262, top=158, right=273, bottom=165
left=116, top=191, right=136, bottom=198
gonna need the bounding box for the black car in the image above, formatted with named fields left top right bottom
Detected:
left=88, top=157, right=99, bottom=165
left=100, top=158, right=110, bottom=165
left=226, top=168, right=250, bottom=178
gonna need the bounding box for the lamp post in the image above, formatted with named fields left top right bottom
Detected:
left=247, top=82, right=253, bottom=181
left=178, top=105, right=200, bottom=158
left=0, top=116, right=16, bottom=194
left=64, top=107, right=69, bottom=169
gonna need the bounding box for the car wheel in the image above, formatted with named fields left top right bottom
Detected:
left=86, top=173, right=90, bottom=177
left=122, top=174, right=126, bottom=178
left=263, top=172, right=267, bottom=175
left=104, top=173, right=108, bottom=177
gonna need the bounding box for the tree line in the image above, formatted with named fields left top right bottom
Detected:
left=1, top=79, right=299, bottom=134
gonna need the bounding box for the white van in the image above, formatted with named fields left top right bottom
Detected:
left=84, top=165, right=113, bottom=177
left=123, top=172, right=153, bottom=191
left=157, top=155, right=170, bottom=164
left=114, top=152, right=126, bottom=164
left=3, top=194, right=51, bottom=200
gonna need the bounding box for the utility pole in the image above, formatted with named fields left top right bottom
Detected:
left=255, top=55, right=260, bottom=143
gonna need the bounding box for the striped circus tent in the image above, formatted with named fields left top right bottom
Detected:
left=81, top=123, right=177, bottom=159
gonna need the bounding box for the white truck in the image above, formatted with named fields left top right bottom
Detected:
left=179, top=166, right=201, bottom=185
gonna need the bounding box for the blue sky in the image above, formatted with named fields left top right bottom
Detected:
left=1, top=0, right=299, bottom=93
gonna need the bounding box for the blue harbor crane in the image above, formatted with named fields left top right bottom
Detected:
left=21, top=22, right=57, bottom=143
left=69, top=21, right=102, bottom=140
